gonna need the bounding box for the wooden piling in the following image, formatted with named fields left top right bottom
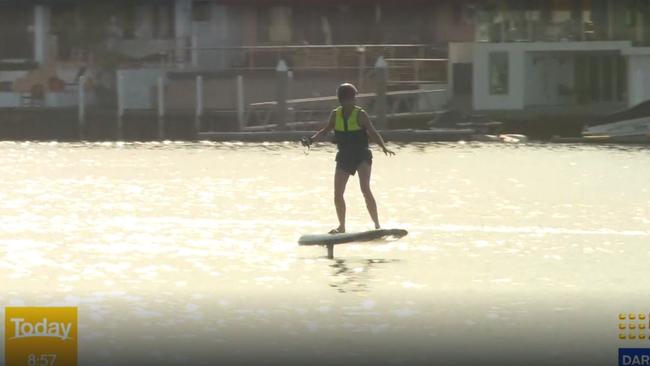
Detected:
left=78, top=75, right=86, bottom=140
left=375, top=56, right=388, bottom=129
left=598, top=55, right=604, bottom=102
left=612, top=55, right=619, bottom=102
left=191, top=34, right=199, bottom=69
left=157, top=76, right=165, bottom=140
left=195, top=75, right=203, bottom=139
left=357, top=46, right=366, bottom=91
left=116, top=73, right=124, bottom=140
left=236, top=75, right=245, bottom=131
left=276, top=60, right=289, bottom=131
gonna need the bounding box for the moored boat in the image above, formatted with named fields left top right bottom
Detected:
left=583, top=100, right=650, bottom=142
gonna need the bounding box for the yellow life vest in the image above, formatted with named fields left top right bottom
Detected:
left=334, top=106, right=362, bottom=132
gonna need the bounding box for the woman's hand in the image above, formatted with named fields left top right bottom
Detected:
left=300, top=136, right=313, bottom=147
left=382, top=147, right=395, bottom=156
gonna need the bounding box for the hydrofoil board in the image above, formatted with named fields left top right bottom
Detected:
left=298, top=228, right=408, bottom=246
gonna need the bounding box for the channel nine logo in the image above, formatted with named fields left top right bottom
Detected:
left=4, top=307, right=77, bottom=366
left=619, top=313, right=650, bottom=366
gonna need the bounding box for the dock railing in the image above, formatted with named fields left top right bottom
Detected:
left=243, top=88, right=447, bottom=131
left=159, top=43, right=448, bottom=89
left=110, top=55, right=449, bottom=138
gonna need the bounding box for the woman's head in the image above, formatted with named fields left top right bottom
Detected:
left=337, top=83, right=358, bottom=106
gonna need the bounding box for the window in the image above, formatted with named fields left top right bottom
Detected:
left=489, top=52, right=509, bottom=94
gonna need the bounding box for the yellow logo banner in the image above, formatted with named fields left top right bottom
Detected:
left=5, top=307, right=77, bottom=366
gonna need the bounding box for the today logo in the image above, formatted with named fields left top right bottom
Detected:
left=9, top=317, right=73, bottom=341
left=5, top=307, right=77, bottom=366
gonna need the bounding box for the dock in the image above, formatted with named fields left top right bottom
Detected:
left=550, top=135, right=650, bottom=144
left=198, top=128, right=476, bottom=142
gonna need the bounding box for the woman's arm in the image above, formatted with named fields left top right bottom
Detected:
left=305, top=111, right=335, bottom=144
left=359, top=110, right=395, bottom=156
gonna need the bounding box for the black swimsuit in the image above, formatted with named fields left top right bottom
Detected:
left=334, top=111, right=372, bottom=176
left=335, top=148, right=372, bottom=176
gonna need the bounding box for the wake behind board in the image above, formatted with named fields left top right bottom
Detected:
left=299, top=229, right=408, bottom=258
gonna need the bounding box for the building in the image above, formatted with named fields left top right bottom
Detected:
left=0, top=1, right=478, bottom=68
left=449, top=0, right=650, bottom=115
left=0, top=0, right=478, bottom=110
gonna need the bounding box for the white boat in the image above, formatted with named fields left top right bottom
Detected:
left=583, top=100, right=650, bottom=142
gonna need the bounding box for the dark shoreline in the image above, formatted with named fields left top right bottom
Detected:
left=0, top=107, right=624, bottom=143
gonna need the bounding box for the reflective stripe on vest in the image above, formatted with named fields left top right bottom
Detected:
left=334, top=106, right=362, bottom=132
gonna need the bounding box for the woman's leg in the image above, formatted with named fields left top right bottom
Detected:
left=357, top=161, right=380, bottom=229
left=334, top=168, right=350, bottom=232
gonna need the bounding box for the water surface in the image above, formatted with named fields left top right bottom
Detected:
left=0, top=141, right=648, bottom=365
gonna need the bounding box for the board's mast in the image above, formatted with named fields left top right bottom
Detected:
left=327, top=244, right=334, bottom=259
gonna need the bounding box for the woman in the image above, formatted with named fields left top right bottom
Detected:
left=302, top=83, right=395, bottom=233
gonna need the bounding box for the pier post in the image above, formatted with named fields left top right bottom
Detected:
left=612, top=56, right=619, bottom=102
left=357, top=46, right=366, bottom=91
left=276, top=59, right=289, bottom=131
left=375, top=56, right=388, bottom=129
left=236, top=75, right=245, bottom=131
left=195, top=75, right=203, bottom=139
left=157, top=76, right=165, bottom=140
left=598, top=55, right=605, bottom=102
left=78, top=76, right=86, bottom=140
left=174, top=0, right=191, bottom=68
left=191, top=34, right=199, bottom=69
left=34, top=5, right=51, bottom=64
left=117, top=72, right=124, bottom=140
